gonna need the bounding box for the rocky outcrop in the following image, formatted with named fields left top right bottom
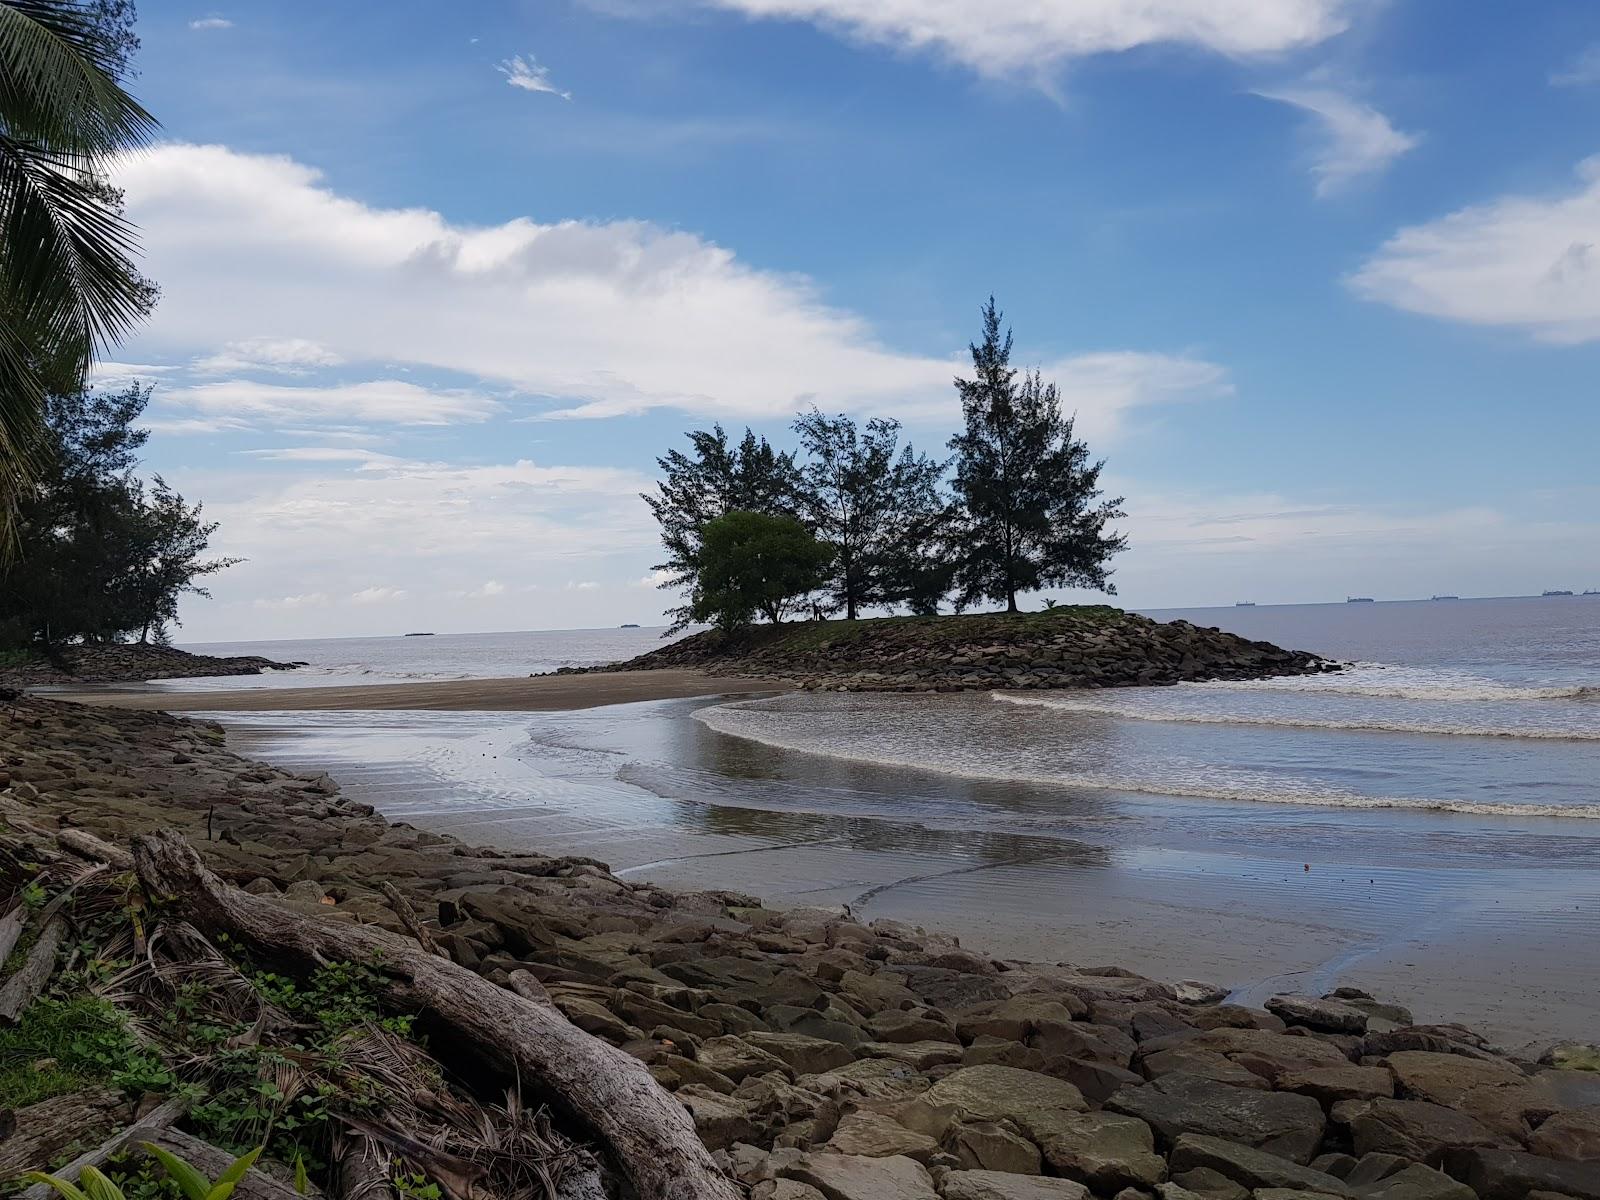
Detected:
left=3, top=694, right=1590, bottom=1200
left=0, top=643, right=299, bottom=686
left=585, top=607, right=1335, bottom=693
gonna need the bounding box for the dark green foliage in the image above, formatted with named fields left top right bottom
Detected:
left=642, top=425, right=802, bottom=631
left=947, top=298, right=1126, bottom=612
left=791, top=409, right=947, bottom=619
left=0, top=383, right=238, bottom=648
left=0, top=995, right=170, bottom=1107
left=688, top=510, right=832, bottom=630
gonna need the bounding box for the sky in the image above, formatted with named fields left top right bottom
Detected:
left=101, top=0, right=1600, bottom=641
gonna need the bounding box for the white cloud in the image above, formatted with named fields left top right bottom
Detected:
left=113, top=143, right=1221, bottom=439
left=1255, top=87, right=1418, bottom=196
left=188, top=15, right=233, bottom=31
left=1349, top=156, right=1600, bottom=342
left=635, top=568, right=674, bottom=588
left=1551, top=44, right=1600, bottom=88
left=160, top=379, right=501, bottom=428
left=193, top=337, right=342, bottom=374
left=566, top=580, right=600, bottom=590
left=497, top=54, right=571, bottom=100
left=240, top=447, right=406, bottom=466
left=460, top=580, right=508, bottom=599
left=350, top=586, right=408, bottom=604
left=692, top=0, right=1354, bottom=78
left=253, top=592, right=328, bottom=610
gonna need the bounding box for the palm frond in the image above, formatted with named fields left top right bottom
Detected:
left=0, top=1, right=156, bottom=151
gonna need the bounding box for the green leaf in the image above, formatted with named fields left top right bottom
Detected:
left=293, top=1154, right=309, bottom=1196
left=20, top=1172, right=91, bottom=1200
left=206, top=1145, right=264, bottom=1200
left=76, top=1167, right=126, bottom=1200
left=140, top=1142, right=214, bottom=1200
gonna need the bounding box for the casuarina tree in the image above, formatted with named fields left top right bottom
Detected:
left=643, top=424, right=802, bottom=630
left=791, top=408, right=945, bottom=620
left=948, top=297, right=1127, bottom=613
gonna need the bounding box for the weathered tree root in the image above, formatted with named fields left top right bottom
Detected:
left=130, top=830, right=738, bottom=1200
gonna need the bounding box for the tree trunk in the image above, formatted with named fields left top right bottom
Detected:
left=13, top=1096, right=189, bottom=1200
left=0, top=1089, right=135, bottom=1179
left=130, top=830, right=738, bottom=1200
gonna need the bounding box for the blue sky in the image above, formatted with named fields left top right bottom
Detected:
left=104, top=0, right=1600, bottom=639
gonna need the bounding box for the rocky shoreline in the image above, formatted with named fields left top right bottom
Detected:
left=585, top=607, right=1337, bottom=693
left=0, top=643, right=301, bottom=687
left=3, top=693, right=1596, bottom=1199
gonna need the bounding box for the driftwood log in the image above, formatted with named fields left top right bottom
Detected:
left=142, top=1128, right=314, bottom=1200
left=14, top=1096, right=187, bottom=1200
left=54, top=829, right=134, bottom=871
left=0, top=904, right=24, bottom=965
left=131, top=830, right=738, bottom=1200
left=0, top=915, right=64, bottom=1021
left=0, top=1088, right=136, bottom=1180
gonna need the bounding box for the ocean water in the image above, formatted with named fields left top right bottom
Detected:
left=172, top=625, right=677, bottom=689
left=199, top=595, right=1600, bottom=1045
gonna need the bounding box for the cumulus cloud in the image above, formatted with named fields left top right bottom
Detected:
left=1349, top=156, right=1600, bottom=342
left=253, top=592, right=328, bottom=610
left=691, top=0, right=1353, bottom=77
left=160, top=379, right=501, bottom=429
left=351, top=586, right=408, bottom=604
left=188, top=15, right=232, bottom=31
left=497, top=54, right=571, bottom=100
left=1255, top=87, right=1418, bottom=196
left=112, top=143, right=1222, bottom=439
left=193, top=337, right=342, bottom=374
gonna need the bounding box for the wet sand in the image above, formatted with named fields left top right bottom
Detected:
left=54, top=669, right=788, bottom=712
left=210, top=698, right=1600, bottom=1055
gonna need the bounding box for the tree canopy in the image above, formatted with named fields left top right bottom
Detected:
left=947, top=298, right=1127, bottom=613
left=687, top=510, right=831, bottom=631
left=0, top=0, right=158, bottom=535
left=0, top=382, right=238, bottom=648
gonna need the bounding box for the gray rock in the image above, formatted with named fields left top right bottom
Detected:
left=823, top=1110, right=939, bottom=1161
left=1267, top=996, right=1369, bottom=1035
left=1170, top=1167, right=1250, bottom=1200
left=1338, top=1098, right=1503, bottom=1163
left=939, top=1172, right=1090, bottom=1200
left=781, top=1152, right=939, bottom=1200
left=911, top=1065, right=1087, bottom=1145
left=1276, top=1066, right=1395, bottom=1107
left=1039, top=1111, right=1167, bottom=1190
left=743, top=1031, right=855, bottom=1075
left=1528, top=1105, right=1600, bottom=1161
left=1445, top=1147, right=1600, bottom=1200
left=947, top=1120, right=1043, bottom=1174
left=1108, top=1073, right=1327, bottom=1163
left=1358, top=1163, right=1477, bottom=1200
left=1166, top=1134, right=1352, bottom=1197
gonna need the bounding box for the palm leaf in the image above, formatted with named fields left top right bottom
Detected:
left=0, top=1, right=156, bottom=151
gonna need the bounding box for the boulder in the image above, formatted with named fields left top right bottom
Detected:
left=1166, top=1134, right=1352, bottom=1196
left=1038, top=1111, right=1167, bottom=1190
left=1338, top=1098, right=1502, bottom=1163
left=1386, top=1050, right=1558, bottom=1142
left=781, top=1152, right=939, bottom=1200
left=1527, top=1106, right=1600, bottom=1161
left=823, top=1110, right=939, bottom=1161
left=912, top=1065, right=1087, bottom=1145
left=1267, top=996, right=1369, bottom=1035
left=1052, top=1057, right=1146, bottom=1104
left=1358, top=1163, right=1477, bottom=1200
left=1444, top=1147, right=1600, bottom=1200
left=1139, top=1046, right=1273, bottom=1090
left=1168, top=1167, right=1249, bottom=1200
left=948, top=1121, right=1044, bottom=1174
left=1108, top=1074, right=1327, bottom=1163
left=1276, top=1066, right=1395, bottom=1107
left=699, top=1034, right=793, bottom=1082
left=958, top=996, right=1088, bottom=1043
left=744, top=1031, right=856, bottom=1075
left=939, top=1172, right=1090, bottom=1200
left=750, top=1183, right=827, bottom=1200
left=676, top=1084, right=755, bottom=1149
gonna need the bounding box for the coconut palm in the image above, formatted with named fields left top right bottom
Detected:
left=0, top=0, right=156, bottom=536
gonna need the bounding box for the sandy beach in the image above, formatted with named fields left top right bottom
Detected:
left=54, top=668, right=788, bottom=711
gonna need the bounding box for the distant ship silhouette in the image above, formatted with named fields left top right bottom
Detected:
left=1346, top=596, right=1375, bottom=603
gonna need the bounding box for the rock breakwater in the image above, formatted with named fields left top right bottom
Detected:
left=0, top=643, right=299, bottom=687
left=590, top=607, right=1336, bottom=693
left=3, top=695, right=1594, bottom=1200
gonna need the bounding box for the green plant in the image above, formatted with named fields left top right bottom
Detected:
left=0, top=996, right=169, bottom=1107
left=392, top=1173, right=440, bottom=1200
left=23, top=1144, right=262, bottom=1200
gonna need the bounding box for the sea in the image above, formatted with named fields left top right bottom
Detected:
left=177, top=595, right=1600, bottom=1048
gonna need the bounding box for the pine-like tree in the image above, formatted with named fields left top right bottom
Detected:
left=642, top=425, right=802, bottom=630
left=948, top=298, right=1127, bottom=613
left=791, top=409, right=945, bottom=619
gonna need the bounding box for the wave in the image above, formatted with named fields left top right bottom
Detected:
left=991, top=692, right=1600, bottom=740
left=1196, top=668, right=1599, bottom=704
left=692, top=702, right=1600, bottom=820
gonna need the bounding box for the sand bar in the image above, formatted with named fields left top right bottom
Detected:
left=53, top=668, right=788, bottom=712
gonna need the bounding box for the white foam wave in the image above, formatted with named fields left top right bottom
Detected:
left=1197, top=667, right=1598, bottom=704
left=991, top=692, right=1600, bottom=740
left=693, top=701, right=1600, bottom=821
